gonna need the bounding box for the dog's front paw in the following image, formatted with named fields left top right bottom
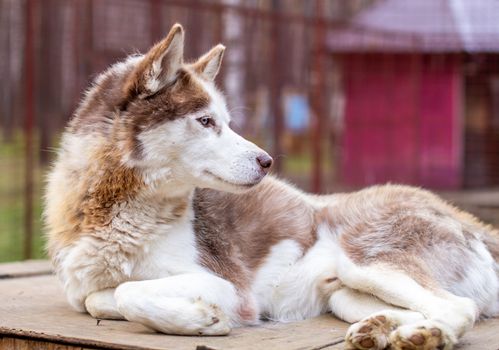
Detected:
left=85, top=289, right=125, bottom=320
left=191, top=298, right=231, bottom=335
left=345, top=314, right=396, bottom=350
left=115, top=284, right=231, bottom=335
left=389, top=321, right=455, bottom=350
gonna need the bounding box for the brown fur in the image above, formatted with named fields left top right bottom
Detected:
left=321, top=185, right=498, bottom=289
left=68, top=66, right=135, bottom=135
left=125, top=69, right=210, bottom=130
left=193, top=178, right=317, bottom=290
left=190, top=45, right=225, bottom=80
left=79, top=151, right=143, bottom=228
left=46, top=24, right=217, bottom=264
left=46, top=146, right=143, bottom=255
left=123, top=24, right=183, bottom=101
left=69, top=25, right=208, bottom=150
left=121, top=69, right=210, bottom=159
left=49, top=37, right=210, bottom=250
left=48, top=52, right=210, bottom=253
left=70, top=68, right=209, bottom=159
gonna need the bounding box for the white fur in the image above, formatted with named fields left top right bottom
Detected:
left=323, top=224, right=478, bottom=346
left=85, top=288, right=123, bottom=320
left=134, top=78, right=269, bottom=192
left=130, top=202, right=206, bottom=280
left=196, top=44, right=225, bottom=81
left=53, top=186, right=197, bottom=311
left=435, top=239, right=499, bottom=315
left=144, top=27, right=184, bottom=95
left=114, top=273, right=239, bottom=335
left=252, top=229, right=341, bottom=322
left=330, top=287, right=405, bottom=324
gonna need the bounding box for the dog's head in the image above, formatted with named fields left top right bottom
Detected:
left=95, top=24, right=272, bottom=192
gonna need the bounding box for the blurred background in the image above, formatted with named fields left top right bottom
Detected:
left=1, top=0, right=499, bottom=262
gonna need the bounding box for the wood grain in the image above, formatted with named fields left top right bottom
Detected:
left=0, top=275, right=348, bottom=350
left=0, top=262, right=498, bottom=350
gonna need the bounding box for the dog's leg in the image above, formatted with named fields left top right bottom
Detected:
left=330, top=287, right=425, bottom=350
left=335, top=256, right=477, bottom=350
left=114, top=273, right=242, bottom=335
left=85, top=288, right=124, bottom=320
left=330, top=287, right=410, bottom=323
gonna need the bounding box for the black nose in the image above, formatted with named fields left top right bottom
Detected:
left=257, top=154, right=273, bottom=170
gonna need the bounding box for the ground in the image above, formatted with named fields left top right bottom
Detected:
left=0, top=260, right=498, bottom=350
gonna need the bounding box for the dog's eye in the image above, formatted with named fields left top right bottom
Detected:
left=197, top=116, right=212, bottom=127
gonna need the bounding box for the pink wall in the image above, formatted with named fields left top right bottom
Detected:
left=340, top=54, right=462, bottom=189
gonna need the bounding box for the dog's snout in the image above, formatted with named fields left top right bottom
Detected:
left=256, top=154, right=273, bottom=171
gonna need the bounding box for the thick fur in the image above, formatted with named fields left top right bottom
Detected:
left=45, top=24, right=499, bottom=349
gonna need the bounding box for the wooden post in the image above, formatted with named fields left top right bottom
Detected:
left=23, top=0, right=35, bottom=259
left=270, top=0, right=283, bottom=172
left=310, top=0, right=326, bottom=192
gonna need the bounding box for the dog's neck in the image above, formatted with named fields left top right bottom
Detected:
left=138, top=166, right=195, bottom=209
left=87, top=145, right=195, bottom=220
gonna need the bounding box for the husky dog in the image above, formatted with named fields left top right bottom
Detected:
left=45, top=24, right=498, bottom=350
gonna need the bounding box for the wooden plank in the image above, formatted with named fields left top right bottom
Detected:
left=0, top=260, right=52, bottom=279
left=0, top=275, right=348, bottom=350
left=1, top=264, right=497, bottom=350
left=341, top=54, right=421, bottom=187
left=419, top=55, right=462, bottom=189
left=0, top=336, right=91, bottom=350
left=457, top=319, right=499, bottom=350
left=340, top=54, right=466, bottom=189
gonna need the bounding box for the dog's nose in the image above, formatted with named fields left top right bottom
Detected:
left=256, top=154, right=273, bottom=171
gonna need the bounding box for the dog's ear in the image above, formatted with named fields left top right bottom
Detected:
left=192, top=44, right=225, bottom=81
left=124, top=24, right=184, bottom=99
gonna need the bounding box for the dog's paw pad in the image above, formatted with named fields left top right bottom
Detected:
left=345, top=314, right=395, bottom=350
left=389, top=322, right=453, bottom=350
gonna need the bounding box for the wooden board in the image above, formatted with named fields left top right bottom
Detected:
left=340, top=54, right=462, bottom=189
left=0, top=260, right=52, bottom=279
left=0, top=275, right=348, bottom=350
left=0, top=262, right=498, bottom=350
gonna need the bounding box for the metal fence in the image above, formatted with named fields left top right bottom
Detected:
left=1, top=0, right=499, bottom=261
left=0, top=0, right=351, bottom=261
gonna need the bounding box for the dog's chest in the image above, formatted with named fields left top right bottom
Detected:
left=130, top=208, right=207, bottom=280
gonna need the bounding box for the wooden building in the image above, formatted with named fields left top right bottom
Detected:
left=328, top=0, right=499, bottom=189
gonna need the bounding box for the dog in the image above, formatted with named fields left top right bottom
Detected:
left=45, top=24, right=499, bottom=350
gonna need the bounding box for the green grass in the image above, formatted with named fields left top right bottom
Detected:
left=0, top=133, right=46, bottom=262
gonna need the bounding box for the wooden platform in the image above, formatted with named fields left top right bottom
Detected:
left=0, top=261, right=498, bottom=350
